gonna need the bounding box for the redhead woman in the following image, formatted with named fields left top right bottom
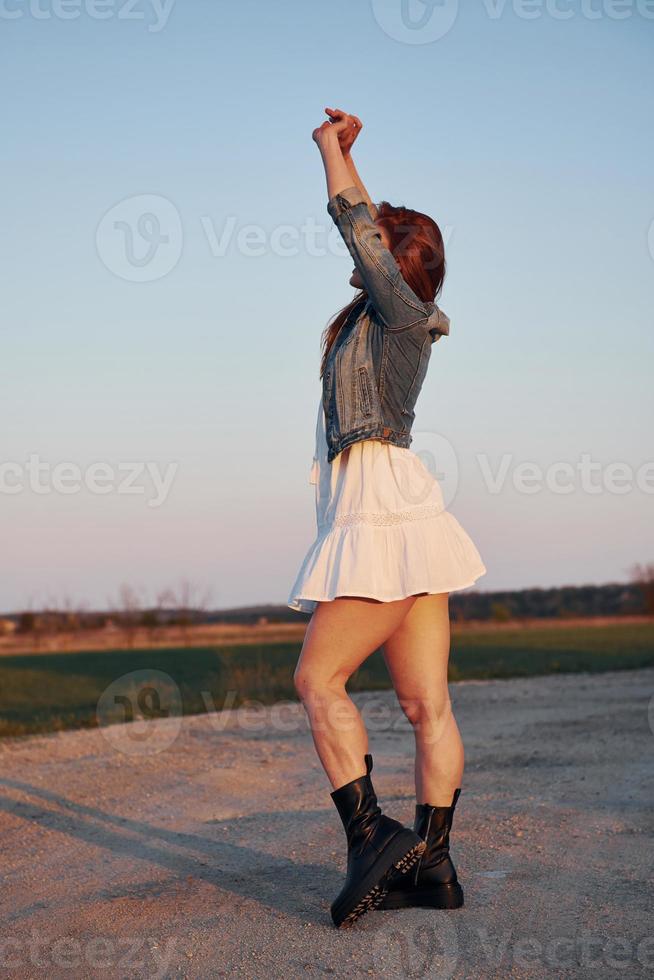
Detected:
left=287, top=108, right=487, bottom=928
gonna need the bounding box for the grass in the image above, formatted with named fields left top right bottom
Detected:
left=0, top=621, right=653, bottom=738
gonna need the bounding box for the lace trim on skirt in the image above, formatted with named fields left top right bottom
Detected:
left=323, top=500, right=446, bottom=530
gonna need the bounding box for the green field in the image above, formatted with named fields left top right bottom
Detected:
left=1, top=621, right=653, bottom=738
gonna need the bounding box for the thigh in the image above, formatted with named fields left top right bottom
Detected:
left=382, top=593, right=451, bottom=702
left=296, top=594, right=418, bottom=686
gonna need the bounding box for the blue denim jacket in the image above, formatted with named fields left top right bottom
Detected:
left=322, top=184, right=450, bottom=464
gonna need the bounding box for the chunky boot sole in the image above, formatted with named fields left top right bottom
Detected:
left=378, top=881, right=464, bottom=911
left=331, top=831, right=427, bottom=928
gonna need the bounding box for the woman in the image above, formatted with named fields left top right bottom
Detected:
left=287, top=108, right=487, bottom=928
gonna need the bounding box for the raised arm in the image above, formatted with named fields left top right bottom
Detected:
left=312, top=120, right=355, bottom=203
left=342, top=151, right=378, bottom=220
left=312, top=118, right=440, bottom=332
left=324, top=108, right=378, bottom=220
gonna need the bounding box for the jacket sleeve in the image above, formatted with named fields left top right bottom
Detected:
left=327, top=184, right=450, bottom=339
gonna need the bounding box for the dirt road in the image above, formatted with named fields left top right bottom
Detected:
left=1, top=668, right=652, bottom=979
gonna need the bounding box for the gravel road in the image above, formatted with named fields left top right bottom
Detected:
left=1, top=668, right=652, bottom=979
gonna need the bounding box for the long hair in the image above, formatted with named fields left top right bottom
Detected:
left=319, top=201, right=446, bottom=379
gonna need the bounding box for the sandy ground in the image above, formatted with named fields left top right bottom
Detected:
left=0, top=668, right=652, bottom=980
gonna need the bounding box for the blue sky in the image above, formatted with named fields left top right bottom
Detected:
left=2, top=0, right=653, bottom=612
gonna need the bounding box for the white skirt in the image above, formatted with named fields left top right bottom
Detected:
left=287, top=397, right=487, bottom=614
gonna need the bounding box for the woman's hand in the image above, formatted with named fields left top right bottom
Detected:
left=312, top=120, right=339, bottom=154
left=324, top=107, right=362, bottom=156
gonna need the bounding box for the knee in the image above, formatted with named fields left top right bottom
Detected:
left=400, top=693, right=452, bottom=732
left=293, top=663, right=347, bottom=704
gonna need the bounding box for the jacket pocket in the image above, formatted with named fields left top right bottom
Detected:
left=357, top=366, right=373, bottom=418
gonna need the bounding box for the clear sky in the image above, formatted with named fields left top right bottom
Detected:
left=2, top=0, right=653, bottom=613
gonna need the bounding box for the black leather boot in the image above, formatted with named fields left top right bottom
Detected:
left=378, top=788, right=464, bottom=910
left=329, top=753, right=426, bottom=928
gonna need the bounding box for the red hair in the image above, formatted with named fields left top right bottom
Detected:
left=319, top=201, right=446, bottom=378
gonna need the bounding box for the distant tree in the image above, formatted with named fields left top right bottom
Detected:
left=168, top=579, right=213, bottom=646
left=449, top=603, right=467, bottom=624
left=140, top=609, right=159, bottom=629
left=48, top=593, right=86, bottom=636
left=490, top=602, right=511, bottom=623
left=17, top=611, right=37, bottom=634
left=629, top=563, right=654, bottom=614
left=155, top=587, right=176, bottom=622
left=115, top=583, right=145, bottom=649
left=16, top=596, right=48, bottom=650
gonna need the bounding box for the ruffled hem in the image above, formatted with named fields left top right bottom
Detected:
left=287, top=509, right=487, bottom=615
left=287, top=573, right=487, bottom=615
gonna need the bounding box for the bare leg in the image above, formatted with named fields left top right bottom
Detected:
left=382, top=592, right=463, bottom=805
left=294, top=594, right=417, bottom=789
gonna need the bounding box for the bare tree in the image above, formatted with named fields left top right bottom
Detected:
left=17, top=595, right=44, bottom=652
left=41, top=595, right=64, bottom=649
left=169, top=578, right=213, bottom=646
left=59, top=593, right=89, bottom=649
left=143, top=587, right=177, bottom=644
left=115, top=583, right=145, bottom=649
left=629, top=562, right=654, bottom=614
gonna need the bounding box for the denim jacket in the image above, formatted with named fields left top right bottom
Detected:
left=323, top=184, right=450, bottom=464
